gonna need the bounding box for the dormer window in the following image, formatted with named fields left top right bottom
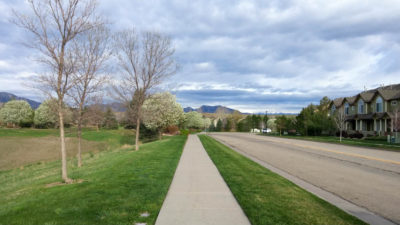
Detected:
left=376, top=97, right=383, bottom=112
left=358, top=99, right=364, bottom=114
left=344, top=103, right=349, bottom=115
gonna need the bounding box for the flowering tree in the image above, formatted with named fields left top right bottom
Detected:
left=0, top=100, right=34, bottom=127
left=34, top=100, right=58, bottom=128
left=142, top=92, right=184, bottom=139
left=34, top=99, right=72, bottom=128
left=184, top=111, right=204, bottom=129
left=203, top=117, right=211, bottom=131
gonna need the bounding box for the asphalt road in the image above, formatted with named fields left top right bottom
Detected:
left=209, top=132, right=400, bottom=224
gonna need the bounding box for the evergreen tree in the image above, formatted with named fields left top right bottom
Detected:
left=102, top=107, right=118, bottom=129
left=209, top=122, right=215, bottom=131
left=224, top=118, right=232, bottom=131
left=216, top=119, right=223, bottom=132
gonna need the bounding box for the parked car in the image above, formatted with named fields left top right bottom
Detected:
left=262, top=128, right=272, bottom=133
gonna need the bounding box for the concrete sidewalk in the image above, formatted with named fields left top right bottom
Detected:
left=155, top=135, right=250, bottom=225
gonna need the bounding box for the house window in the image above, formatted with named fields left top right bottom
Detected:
left=358, top=99, right=364, bottom=114
left=345, top=103, right=349, bottom=115
left=392, top=101, right=398, bottom=106
left=376, top=97, right=383, bottom=112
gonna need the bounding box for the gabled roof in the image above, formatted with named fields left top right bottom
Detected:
left=378, top=89, right=400, bottom=101
left=332, top=97, right=344, bottom=107
left=359, top=91, right=375, bottom=102
left=345, top=95, right=358, bottom=105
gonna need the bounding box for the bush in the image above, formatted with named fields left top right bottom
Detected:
left=364, top=136, right=387, bottom=142
left=336, top=131, right=348, bottom=138
left=166, top=125, right=179, bottom=135
left=180, top=129, right=189, bottom=136
left=349, top=132, right=363, bottom=139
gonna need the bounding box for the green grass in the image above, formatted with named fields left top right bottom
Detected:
left=199, top=135, right=366, bottom=225
left=0, top=128, right=136, bottom=147
left=0, top=128, right=59, bottom=137
left=260, top=134, right=400, bottom=151
left=0, top=135, right=187, bottom=225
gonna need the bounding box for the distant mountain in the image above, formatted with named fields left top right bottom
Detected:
left=0, top=92, right=41, bottom=109
left=183, top=107, right=195, bottom=112
left=242, top=112, right=298, bottom=115
left=184, top=105, right=238, bottom=114
left=101, top=102, right=126, bottom=112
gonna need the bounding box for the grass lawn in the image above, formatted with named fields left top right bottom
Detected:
left=260, top=134, right=400, bottom=151
left=0, top=128, right=137, bottom=170
left=0, top=128, right=59, bottom=137
left=199, top=135, right=366, bottom=225
left=0, top=135, right=186, bottom=225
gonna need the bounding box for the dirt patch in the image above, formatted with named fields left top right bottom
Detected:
left=0, top=136, right=107, bottom=170
left=45, top=179, right=85, bottom=188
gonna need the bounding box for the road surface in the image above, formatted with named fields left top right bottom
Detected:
left=209, top=133, right=400, bottom=224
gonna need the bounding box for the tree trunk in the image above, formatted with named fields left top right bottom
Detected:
left=135, top=117, right=140, bottom=151
left=340, top=129, right=342, bottom=142
left=58, top=105, right=71, bottom=183
left=159, top=130, right=162, bottom=140
left=77, top=115, right=82, bottom=168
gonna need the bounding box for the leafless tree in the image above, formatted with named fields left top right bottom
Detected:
left=69, top=26, right=110, bottom=167
left=113, top=29, right=178, bottom=150
left=83, top=97, right=104, bottom=131
left=13, top=0, right=102, bottom=183
left=334, top=107, right=346, bottom=142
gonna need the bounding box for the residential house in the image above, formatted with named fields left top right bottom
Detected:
left=330, top=84, right=400, bottom=136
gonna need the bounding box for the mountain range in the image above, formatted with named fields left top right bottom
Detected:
left=0, top=92, right=41, bottom=109
left=184, top=105, right=238, bottom=114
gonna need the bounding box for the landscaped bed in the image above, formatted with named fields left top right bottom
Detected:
left=0, top=135, right=186, bottom=225
left=199, top=135, right=366, bottom=225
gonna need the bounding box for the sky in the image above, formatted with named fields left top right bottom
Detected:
left=1, top=0, right=400, bottom=113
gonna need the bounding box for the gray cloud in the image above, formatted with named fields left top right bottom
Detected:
left=1, top=0, right=400, bottom=112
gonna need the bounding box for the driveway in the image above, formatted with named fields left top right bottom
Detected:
left=209, top=132, right=400, bottom=224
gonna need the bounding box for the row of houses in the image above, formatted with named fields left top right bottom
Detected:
left=330, top=84, right=400, bottom=136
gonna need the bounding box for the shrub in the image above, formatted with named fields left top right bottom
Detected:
left=180, top=129, right=189, bottom=136
left=349, top=132, right=363, bottom=139
left=166, top=125, right=179, bottom=135
left=336, top=130, right=348, bottom=138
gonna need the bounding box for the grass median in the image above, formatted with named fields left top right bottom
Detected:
left=0, top=135, right=186, bottom=225
left=259, top=133, right=400, bottom=151
left=199, top=134, right=366, bottom=225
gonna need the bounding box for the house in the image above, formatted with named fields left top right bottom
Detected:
left=330, top=84, right=400, bottom=136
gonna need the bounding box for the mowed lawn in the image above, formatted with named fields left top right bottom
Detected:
left=260, top=134, right=400, bottom=151
left=199, top=135, right=366, bottom=225
left=0, top=128, right=136, bottom=170
left=0, top=135, right=186, bottom=225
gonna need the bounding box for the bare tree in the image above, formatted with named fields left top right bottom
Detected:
left=69, top=26, right=110, bottom=167
left=13, top=0, right=102, bottom=183
left=334, top=107, right=346, bottom=142
left=390, top=107, right=400, bottom=143
left=113, top=29, right=178, bottom=150
left=83, top=97, right=104, bottom=131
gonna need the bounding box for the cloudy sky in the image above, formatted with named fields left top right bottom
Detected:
left=1, top=0, right=400, bottom=113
